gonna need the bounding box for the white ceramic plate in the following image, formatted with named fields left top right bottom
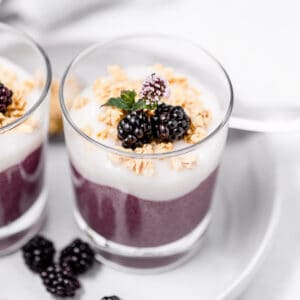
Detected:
left=0, top=130, right=280, bottom=300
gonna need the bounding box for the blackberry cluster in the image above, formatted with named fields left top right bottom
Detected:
left=117, top=110, right=152, bottom=149
left=22, top=236, right=95, bottom=298
left=151, top=103, right=190, bottom=142
left=0, top=82, right=13, bottom=113
left=60, top=239, right=95, bottom=275
left=117, top=104, right=191, bottom=148
left=40, top=264, right=80, bottom=298
left=22, top=235, right=55, bottom=273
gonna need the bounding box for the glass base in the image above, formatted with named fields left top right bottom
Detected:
left=0, top=189, right=47, bottom=256
left=74, top=208, right=210, bottom=273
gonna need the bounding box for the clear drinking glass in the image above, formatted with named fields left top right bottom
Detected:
left=60, top=34, right=233, bottom=272
left=0, top=23, right=51, bottom=255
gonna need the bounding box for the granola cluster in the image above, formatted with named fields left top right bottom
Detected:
left=109, top=142, right=172, bottom=176
left=0, top=63, right=37, bottom=131
left=72, top=65, right=213, bottom=175
left=108, top=142, right=198, bottom=175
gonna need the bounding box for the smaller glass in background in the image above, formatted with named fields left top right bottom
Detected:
left=0, top=23, right=51, bottom=255
left=60, top=34, right=233, bottom=272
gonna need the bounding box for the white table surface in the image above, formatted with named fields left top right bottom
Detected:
left=2, top=0, right=300, bottom=298
left=240, top=132, right=300, bottom=300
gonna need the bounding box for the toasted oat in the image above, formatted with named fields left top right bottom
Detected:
left=107, top=142, right=175, bottom=175
left=109, top=153, right=155, bottom=176
left=107, top=65, right=128, bottom=81
left=98, top=106, right=124, bottom=127
left=185, top=127, right=207, bottom=144
left=154, top=142, right=174, bottom=153
left=170, top=154, right=198, bottom=171
left=92, top=66, right=140, bottom=106
left=97, top=127, right=110, bottom=140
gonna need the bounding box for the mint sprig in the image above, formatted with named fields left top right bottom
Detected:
left=102, top=90, right=155, bottom=111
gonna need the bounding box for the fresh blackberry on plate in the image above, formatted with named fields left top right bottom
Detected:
left=40, top=264, right=80, bottom=298
left=102, top=296, right=121, bottom=300
left=152, top=103, right=190, bottom=142
left=22, top=235, right=55, bottom=273
left=117, top=110, right=152, bottom=149
left=0, top=82, right=13, bottom=113
left=59, top=238, right=95, bottom=276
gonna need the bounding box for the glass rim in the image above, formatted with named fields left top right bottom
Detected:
left=0, top=22, right=52, bottom=134
left=60, top=33, right=234, bottom=159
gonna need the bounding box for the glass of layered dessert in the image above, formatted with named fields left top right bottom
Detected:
left=0, top=23, right=51, bottom=255
left=60, top=34, right=233, bottom=271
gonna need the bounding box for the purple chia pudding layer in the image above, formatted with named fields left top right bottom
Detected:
left=0, top=145, right=45, bottom=227
left=72, top=164, right=218, bottom=248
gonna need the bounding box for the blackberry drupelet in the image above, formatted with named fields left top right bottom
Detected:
left=117, top=110, right=152, bottom=149
left=102, top=296, right=121, bottom=300
left=22, top=235, right=55, bottom=273
left=59, top=239, right=95, bottom=276
left=40, top=264, right=80, bottom=298
left=0, top=82, right=13, bottom=113
left=152, top=103, right=190, bottom=142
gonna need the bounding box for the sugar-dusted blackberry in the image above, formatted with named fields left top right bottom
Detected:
left=102, top=296, right=121, bottom=300
left=0, top=82, right=13, bottom=113
left=40, top=264, right=80, bottom=298
left=59, top=238, right=95, bottom=276
left=117, top=110, right=152, bottom=149
left=152, top=103, right=190, bottom=142
left=22, top=235, right=55, bottom=273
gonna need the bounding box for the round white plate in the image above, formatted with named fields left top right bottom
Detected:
left=0, top=130, right=280, bottom=300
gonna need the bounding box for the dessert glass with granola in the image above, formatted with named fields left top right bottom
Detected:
left=0, top=24, right=51, bottom=255
left=60, top=35, right=233, bottom=271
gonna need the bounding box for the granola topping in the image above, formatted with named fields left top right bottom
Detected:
left=71, top=65, right=215, bottom=175
left=0, top=60, right=38, bottom=130
left=170, top=154, right=198, bottom=171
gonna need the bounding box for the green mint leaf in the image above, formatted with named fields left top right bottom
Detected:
left=102, top=90, right=158, bottom=111
left=102, top=97, right=134, bottom=111
left=102, top=90, right=137, bottom=111
left=120, top=90, right=136, bottom=106
left=132, top=99, right=147, bottom=110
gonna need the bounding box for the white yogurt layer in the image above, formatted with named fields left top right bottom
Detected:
left=0, top=57, right=45, bottom=172
left=66, top=71, right=228, bottom=201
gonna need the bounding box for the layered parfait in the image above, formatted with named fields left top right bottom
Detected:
left=64, top=63, right=227, bottom=269
left=0, top=57, right=47, bottom=253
